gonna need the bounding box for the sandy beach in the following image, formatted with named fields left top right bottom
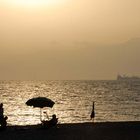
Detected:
left=0, top=121, right=140, bottom=140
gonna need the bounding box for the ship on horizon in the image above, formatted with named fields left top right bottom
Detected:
left=117, top=74, right=140, bottom=81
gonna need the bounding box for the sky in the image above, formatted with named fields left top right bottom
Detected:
left=0, top=0, right=140, bottom=80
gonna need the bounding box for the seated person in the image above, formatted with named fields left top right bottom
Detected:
left=49, top=114, right=58, bottom=126
left=42, top=114, right=58, bottom=128
left=0, top=116, right=8, bottom=129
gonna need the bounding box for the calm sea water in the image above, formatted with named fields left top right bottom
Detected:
left=0, top=80, right=140, bottom=125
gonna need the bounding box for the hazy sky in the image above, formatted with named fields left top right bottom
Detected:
left=0, top=0, right=140, bottom=80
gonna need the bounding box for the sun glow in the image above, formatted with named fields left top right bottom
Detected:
left=5, top=0, right=65, bottom=7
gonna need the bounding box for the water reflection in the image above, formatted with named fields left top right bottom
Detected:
left=0, top=80, right=140, bottom=125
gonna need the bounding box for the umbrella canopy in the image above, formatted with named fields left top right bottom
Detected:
left=26, top=97, right=55, bottom=108
left=26, top=97, right=55, bottom=121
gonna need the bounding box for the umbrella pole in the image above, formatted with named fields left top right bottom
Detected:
left=40, top=108, right=42, bottom=121
left=46, top=111, right=49, bottom=120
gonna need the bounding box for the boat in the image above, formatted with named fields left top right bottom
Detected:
left=117, top=74, right=140, bottom=81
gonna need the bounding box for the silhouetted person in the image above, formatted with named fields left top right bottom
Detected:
left=90, top=102, right=95, bottom=122
left=0, top=116, right=8, bottom=130
left=49, top=114, right=58, bottom=126
left=0, top=103, right=8, bottom=130
left=41, top=114, right=58, bottom=129
left=0, top=103, right=4, bottom=118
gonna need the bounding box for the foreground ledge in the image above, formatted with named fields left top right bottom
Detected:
left=0, top=121, right=140, bottom=140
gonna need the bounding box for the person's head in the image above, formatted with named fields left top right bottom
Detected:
left=4, top=116, right=8, bottom=120
left=52, top=114, right=56, bottom=118
left=0, top=103, right=3, bottom=108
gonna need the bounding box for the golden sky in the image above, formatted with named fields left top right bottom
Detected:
left=0, top=0, right=140, bottom=80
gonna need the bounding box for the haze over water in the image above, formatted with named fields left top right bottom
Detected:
left=1, top=0, right=140, bottom=80
left=0, top=80, right=140, bottom=126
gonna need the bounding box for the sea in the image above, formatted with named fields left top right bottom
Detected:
left=0, top=80, right=140, bottom=126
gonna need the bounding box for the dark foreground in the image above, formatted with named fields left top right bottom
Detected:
left=0, top=121, right=140, bottom=140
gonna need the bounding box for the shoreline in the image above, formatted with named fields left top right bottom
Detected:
left=0, top=121, right=140, bottom=140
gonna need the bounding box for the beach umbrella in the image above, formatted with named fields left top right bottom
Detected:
left=26, top=97, right=55, bottom=121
